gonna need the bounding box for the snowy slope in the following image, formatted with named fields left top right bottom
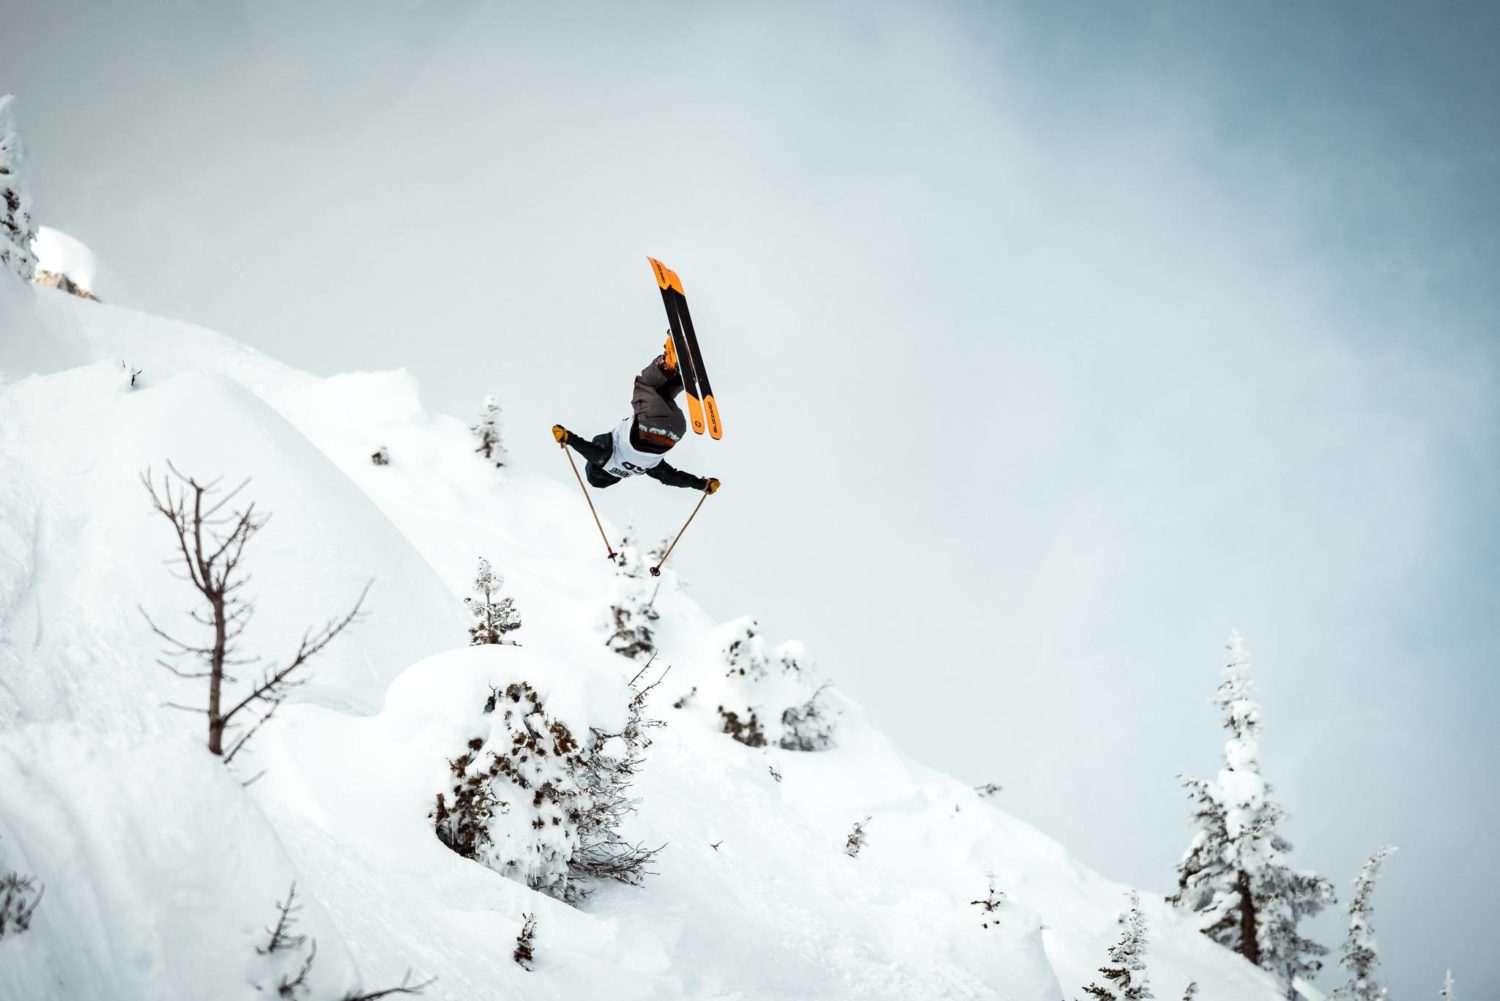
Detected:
left=0, top=277, right=1284, bottom=1000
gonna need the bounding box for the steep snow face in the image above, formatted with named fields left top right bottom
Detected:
left=0, top=286, right=1286, bottom=1000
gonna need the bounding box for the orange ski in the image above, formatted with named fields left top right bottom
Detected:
left=647, top=257, right=720, bottom=438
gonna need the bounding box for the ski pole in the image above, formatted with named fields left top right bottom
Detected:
left=650, top=487, right=710, bottom=577
left=559, top=442, right=618, bottom=563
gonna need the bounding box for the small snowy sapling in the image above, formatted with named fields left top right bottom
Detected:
left=1080, top=891, right=1152, bottom=1001
left=605, top=531, right=659, bottom=662
left=844, top=817, right=870, bottom=858
left=464, top=557, right=521, bottom=646
left=970, top=874, right=1005, bottom=929
left=1181, top=982, right=1198, bottom=1001
left=141, top=464, right=368, bottom=761
left=251, top=883, right=343, bottom=1000
left=513, top=913, right=537, bottom=970
left=974, top=782, right=1002, bottom=798
left=370, top=446, right=390, bottom=466
left=1329, top=847, right=1397, bottom=1001
left=471, top=395, right=507, bottom=467
left=1440, top=970, right=1456, bottom=1000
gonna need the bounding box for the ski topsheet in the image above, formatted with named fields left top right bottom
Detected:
left=648, top=257, right=722, bottom=439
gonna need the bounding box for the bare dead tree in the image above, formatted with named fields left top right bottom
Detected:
left=141, top=463, right=369, bottom=761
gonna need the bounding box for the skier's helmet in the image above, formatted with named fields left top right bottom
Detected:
left=632, top=417, right=682, bottom=454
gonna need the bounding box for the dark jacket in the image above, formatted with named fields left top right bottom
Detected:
left=564, top=356, right=708, bottom=491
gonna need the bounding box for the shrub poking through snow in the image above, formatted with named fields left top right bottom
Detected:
left=844, top=817, right=870, bottom=858
left=605, top=531, right=659, bottom=662
left=975, top=782, right=1002, bottom=798
left=0, top=95, right=38, bottom=282
left=715, top=618, right=837, bottom=751
left=1329, top=847, right=1397, bottom=1001
left=141, top=464, right=368, bottom=761
left=1441, top=970, right=1456, bottom=1000
left=121, top=361, right=142, bottom=389
left=716, top=707, right=766, bottom=747
left=0, top=871, right=42, bottom=938
left=1169, top=632, right=1334, bottom=992
left=513, top=913, right=537, bottom=970
left=779, top=682, right=835, bottom=752
left=370, top=446, right=390, bottom=466
left=571, top=665, right=665, bottom=886
left=1181, top=982, right=1198, bottom=1001
left=971, top=874, right=1005, bottom=929
left=472, top=395, right=507, bottom=467
left=431, top=675, right=662, bottom=903
left=464, top=557, right=521, bottom=646
left=1081, top=891, right=1152, bottom=1001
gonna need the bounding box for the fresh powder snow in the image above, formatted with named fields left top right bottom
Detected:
left=0, top=273, right=1291, bottom=999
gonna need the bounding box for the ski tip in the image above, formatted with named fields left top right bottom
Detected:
left=705, top=396, right=723, bottom=440
left=684, top=390, right=706, bottom=435
left=647, top=256, right=684, bottom=294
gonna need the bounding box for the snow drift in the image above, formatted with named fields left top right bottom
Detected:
left=0, top=273, right=1285, bottom=999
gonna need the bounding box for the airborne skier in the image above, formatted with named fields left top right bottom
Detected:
left=551, top=351, right=719, bottom=493
left=553, top=257, right=722, bottom=495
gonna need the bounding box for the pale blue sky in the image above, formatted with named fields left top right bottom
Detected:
left=4, top=2, right=1496, bottom=995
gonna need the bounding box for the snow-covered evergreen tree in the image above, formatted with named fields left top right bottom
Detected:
left=464, top=557, right=521, bottom=645
left=1169, top=632, right=1334, bottom=995
left=1329, top=847, right=1397, bottom=1001
left=1081, top=891, right=1153, bottom=1001
left=605, top=531, right=658, bottom=662
left=472, top=395, right=507, bottom=467
left=1440, top=970, right=1455, bottom=1000
left=0, top=95, right=38, bottom=282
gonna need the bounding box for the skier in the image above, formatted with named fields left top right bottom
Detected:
left=552, top=353, right=721, bottom=494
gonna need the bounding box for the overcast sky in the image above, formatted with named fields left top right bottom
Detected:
left=5, top=1, right=1497, bottom=995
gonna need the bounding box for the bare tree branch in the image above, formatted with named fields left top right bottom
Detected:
left=341, top=971, right=436, bottom=1000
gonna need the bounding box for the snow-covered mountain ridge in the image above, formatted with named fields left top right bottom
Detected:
left=0, top=279, right=1284, bottom=1000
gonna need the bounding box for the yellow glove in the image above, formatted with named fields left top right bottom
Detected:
left=705, top=477, right=720, bottom=494
left=552, top=424, right=569, bottom=444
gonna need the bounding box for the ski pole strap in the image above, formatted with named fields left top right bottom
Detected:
left=559, top=441, right=617, bottom=562
left=650, top=488, right=710, bottom=577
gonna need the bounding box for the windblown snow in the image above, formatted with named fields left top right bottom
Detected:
left=0, top=277, right=1287, bottom=1000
